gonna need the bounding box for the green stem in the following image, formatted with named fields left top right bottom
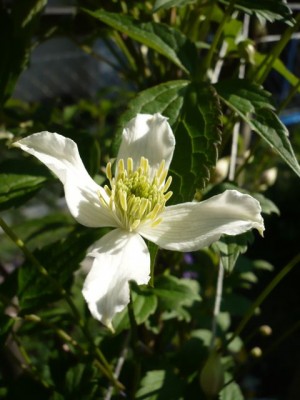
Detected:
left=254, top=14, right=300, bottom=85
left=0, top=216, right=123, bottom=391
left=203, top=0, right=236, bottom=77
left=10, top=330, right=51, bottom=389
left=112, top=31, right=137, bottom=72
left=210, top=260, right=224, bottom=350
left=227, top=253, right=300, bottom=346
left=148, top=242, right=158, bottom=287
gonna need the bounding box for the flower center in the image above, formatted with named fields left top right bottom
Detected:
left=99, top=157, right=172, bottom=231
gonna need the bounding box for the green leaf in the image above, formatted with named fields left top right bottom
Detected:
left=153, top=0, right=196, bottom=12
left=220, top=375, right=244, bottom=400
left=214, top=232, right=253, bottom=274
left=153, top=275, right=201, bottom=321
left=220, top=0, right=293, bottom=24
left=252, top=193, right=280, bottom=215
left=0, top=158, right=51, bottom=211
left=136, top=370, right=184, bottom=400
left=112, top=283, right=158, bottom=333
left=215, top=79, right=300, bottom=178
left=119, top=80, right=222, bottom=202
left=172, top=83, right=222, bottom=201
left=83, top=9, right=198, bottom=75
left=18, top=226, right=102, bottom=311
left=64, top=364, right=98, bottom=399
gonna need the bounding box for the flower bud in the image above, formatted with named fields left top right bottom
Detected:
left=200, top=351, right=224, bottom=397
left=259, top=325, right=272, bottom=336
left=250, top=346, right=262, bottom=358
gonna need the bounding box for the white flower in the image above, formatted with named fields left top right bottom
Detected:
left=13, top=113, right=264, bottom=330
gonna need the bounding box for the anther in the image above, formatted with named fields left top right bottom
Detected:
left=130, top=219, right=141, bottom=231
left=119, top=190, right=127, bottom=211
left=156, top=160, right=166, bottom=179
left=163, top=176, right=172, bottom=193
left=118, top=159, right=125, bottom=174
left=127, top=158, right=133, bottom=173
left=106, top=162, right=112, bottom=181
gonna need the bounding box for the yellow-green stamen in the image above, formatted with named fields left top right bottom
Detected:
left=99, top=157, right=173, bottom=231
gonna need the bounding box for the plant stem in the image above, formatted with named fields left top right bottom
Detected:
left=203, top=0, right=236, bottom=77
left=105, top=333, right=129, bottom=400
left=227, top=253, right=300, bottom=346
left=254, top=14, right=300, bottom=85
left=148, top=242, right=158, bottom=287
left=210, top=260, right=224, bottom=350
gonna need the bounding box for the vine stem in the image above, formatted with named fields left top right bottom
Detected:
left=254, top=14, right=300, bottom=85
left=203, top=0, right=236, bottom=77
left=0, top=216, right=124, bottom=391
left=226, top=253, right=300, bottom=347
left=228, top=13, right=249, bottom=181
left=210, top=260, right=224, bottom=350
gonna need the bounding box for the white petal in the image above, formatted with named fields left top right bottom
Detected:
left=117, top=113, right=175, bottom=178
left=82, top=228, right=150, bottom=329
left=139, top=190, right=264, bottom=251
left=14, top=132, right=117, bottom=228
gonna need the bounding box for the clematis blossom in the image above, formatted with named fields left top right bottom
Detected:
left=13, top=113, right=264, bottom=330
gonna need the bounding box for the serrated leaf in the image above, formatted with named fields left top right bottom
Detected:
left=153, top=275, right=200, bottom=321
left=118, top=80, right=189, bottom=128
left=83, top=9, right=197, bottom=75
left=172, top=83, right=222, bottom=201
left=215, top=79, right=300, bottom=178
left=18, top=226, right=102, bottom=311
left=220, top=0, right=293, bottom=24
left=112, top=283, right=158, bottom=333
left=153, top=0, right=196, bottom=12
left=119, top=80, right=222, bottom=202
left=0, top=158, right=51, bottom=210
left=136, top=370, right=184, bottom=400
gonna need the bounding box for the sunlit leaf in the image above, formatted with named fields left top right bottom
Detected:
left=83, top=9, right=198, bottom=75
left=153, top=0, right=196, bottom=12
left=220, top=0, right=293, bottom=24
left=215, top=79, right=300, bottom=178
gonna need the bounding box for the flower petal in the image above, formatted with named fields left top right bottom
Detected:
left=13, top=132, right=117, bottom=228
left=117, top=113, right=175, bottom=177
left=82, top=228, right=150, bottom=329
left=139, top=190, right=264, bottom=251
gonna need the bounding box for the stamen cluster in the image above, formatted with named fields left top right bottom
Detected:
left=99, top=157, right=172, bottom=231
